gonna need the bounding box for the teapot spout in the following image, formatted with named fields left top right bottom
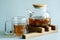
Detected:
left=26, top=9, right=33, bottom=18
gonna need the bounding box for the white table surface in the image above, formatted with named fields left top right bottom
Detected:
left=0, top=29, right=60, bottom=40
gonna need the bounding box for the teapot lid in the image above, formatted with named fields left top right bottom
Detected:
left=33, top=4, right=47, bottom=8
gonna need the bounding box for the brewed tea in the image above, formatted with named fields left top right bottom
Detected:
left=29, top=18, right=51, bottom=27
left=14, top=24, right=26, bottom=36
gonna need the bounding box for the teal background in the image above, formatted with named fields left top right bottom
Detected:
left=0, top=0, right=60, bottom=40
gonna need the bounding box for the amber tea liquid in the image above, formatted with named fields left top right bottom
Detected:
left=14, top=24, right=26, bottom=36
left=29, top=18, right=51, bottom=26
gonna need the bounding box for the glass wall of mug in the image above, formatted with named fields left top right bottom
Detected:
left=5, top=16, right=27, bottom=36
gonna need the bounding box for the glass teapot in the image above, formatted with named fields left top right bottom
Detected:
left=27, top=4, right=51, bottom=27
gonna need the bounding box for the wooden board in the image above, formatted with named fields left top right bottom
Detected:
left=22, top=27, right=57, bottom=39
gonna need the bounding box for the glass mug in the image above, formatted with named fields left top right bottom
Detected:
left=5, top=16, right=27, bottom=36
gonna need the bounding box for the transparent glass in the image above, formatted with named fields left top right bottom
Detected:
left=5, top=16, right=27, bottom=36
left=27, top=5, right=51, bottom=26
